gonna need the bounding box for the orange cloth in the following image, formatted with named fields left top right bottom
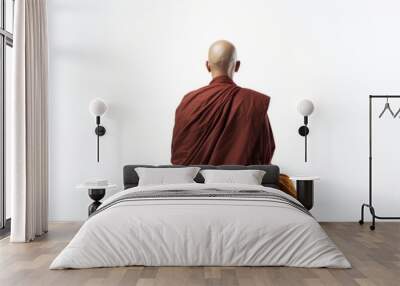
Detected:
left=278, top=174, right=297, bottom=198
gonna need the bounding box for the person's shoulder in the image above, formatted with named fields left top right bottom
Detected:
left=181, top=84, right=210, bottom=101
left=239, top=87, right=270, bottom=102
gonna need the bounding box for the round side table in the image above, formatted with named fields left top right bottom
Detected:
left=76, top=184, right=117, bottom=216
left=289, top=177, right=319, bottom=210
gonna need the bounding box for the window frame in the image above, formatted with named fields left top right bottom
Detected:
left=0, top=0, right=13, bottom=233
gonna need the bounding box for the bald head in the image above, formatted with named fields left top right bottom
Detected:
left=206, top=40, right=240, bottom=79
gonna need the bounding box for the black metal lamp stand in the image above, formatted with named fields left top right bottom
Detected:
left=94, top=116, right=106, bottom=162
left=298, top=116, right=310, bottom=162
left=359, top=95, right=400, bottom=230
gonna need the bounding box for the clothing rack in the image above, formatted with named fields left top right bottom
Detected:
left=359, top=95, right=400, bottom=230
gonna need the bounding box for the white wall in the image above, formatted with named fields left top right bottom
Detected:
left=47, top=0, right=400, bottom=221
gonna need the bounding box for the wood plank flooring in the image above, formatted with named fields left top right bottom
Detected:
left=0, top=222, right=399, bottom=286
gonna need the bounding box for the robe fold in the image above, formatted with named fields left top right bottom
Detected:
left=171, top=75, right=275, bottom=165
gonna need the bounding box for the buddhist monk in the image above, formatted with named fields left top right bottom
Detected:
left=171, top=40, right=275, bottom=165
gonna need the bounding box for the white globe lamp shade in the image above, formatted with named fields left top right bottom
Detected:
left=89, top=98, right=107, bottom=117
left=297, top=99, right=314, bottom=116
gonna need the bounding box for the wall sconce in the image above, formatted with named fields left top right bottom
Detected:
left=89, top=98, right=107, bottom=162
left=297, top=99, right=314, bottom=162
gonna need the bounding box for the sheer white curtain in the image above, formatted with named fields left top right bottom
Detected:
left=10, top=0, right=48, bottom=242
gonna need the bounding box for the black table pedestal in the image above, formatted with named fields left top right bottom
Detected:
left=88, top=189, right=105, bottom=216
left=296, top=180, right=314, bottom=210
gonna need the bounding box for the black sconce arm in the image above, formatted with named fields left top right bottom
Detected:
left=94, top=116, right=106, bottom=162
left=298, top=116, right=310, bottom=162
left=297, top=99, right=314, bottom=163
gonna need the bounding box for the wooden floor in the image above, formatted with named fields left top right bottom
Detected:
left=0, top=222, right=399, bottom=286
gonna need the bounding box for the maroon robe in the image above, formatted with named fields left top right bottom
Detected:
left=171, top=75, right=275, bottom=165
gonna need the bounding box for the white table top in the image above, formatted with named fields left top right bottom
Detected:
left=289, top=176, right=320, bottom=181
left=76, top=184, right=117, bottom=190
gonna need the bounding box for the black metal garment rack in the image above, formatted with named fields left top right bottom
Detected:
left=359, top=95, right=400, bottom=230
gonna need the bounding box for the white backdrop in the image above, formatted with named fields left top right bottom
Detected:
left=47, top=0, right=400, bottom=221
